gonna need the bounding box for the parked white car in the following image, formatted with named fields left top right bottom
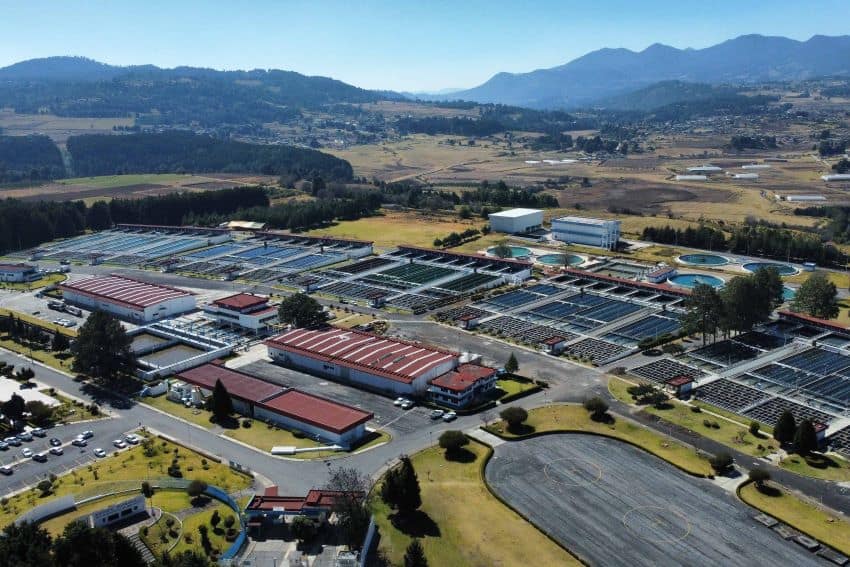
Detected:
left=93, top=448, right=107, bottom=458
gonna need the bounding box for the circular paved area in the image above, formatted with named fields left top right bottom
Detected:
left=485, top=434, right=821, bottom=567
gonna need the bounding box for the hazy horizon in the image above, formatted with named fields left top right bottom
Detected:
left=2, top=0, right=849, bottom=92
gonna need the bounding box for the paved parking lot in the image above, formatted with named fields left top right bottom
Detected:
left=242, top=361, right=432, bottom=436
left=486, top=435, right=821, bottom=567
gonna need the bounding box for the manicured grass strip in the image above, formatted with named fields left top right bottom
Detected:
left=739, top=482, right=850, bottom=556
left=487, top=403, right=712, bottom=477
left=371, top=441, right=579, bottom=567
left=779, top=452, right=850, bottom=482
left=170, top=502, right=240, bottom=560
left=0, top=273, right=67, bottom=291
left=143, top=395, right=215, bottom=429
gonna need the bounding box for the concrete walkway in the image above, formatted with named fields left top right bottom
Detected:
left=466, top=427, right=505, bottom=447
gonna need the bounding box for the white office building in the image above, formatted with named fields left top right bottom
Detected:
left=488, top=208, right=543, bottom=234
left=551, top=216, right=620, bottom=250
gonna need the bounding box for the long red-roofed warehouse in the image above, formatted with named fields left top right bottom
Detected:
left=59, top=274, right=196, bottom=322
left=265, top=326, right=459, bottom=395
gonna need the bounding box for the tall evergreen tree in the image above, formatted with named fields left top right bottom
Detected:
left=773, top=410, right=796, bottom=445
left=278, top=293, right=329, bottom=328
left=404, top=539, right=429, bottom=567
left=71, top=311, right=134, bottom=378
left=0, top=521, right=54, bottom=567
left=682, top=283, right=723, bottom=344
left=793, top=419, right=819, bottom=455
left=210, top=379, right=233, bottom=421
left=504, top=352, right=519, bottom=374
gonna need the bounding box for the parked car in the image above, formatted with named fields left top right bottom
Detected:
left=93, top=448, right=106, bottom=458
left=32, top=453, right=47, bottom=462
left=400, top=400, right=414, bottom=410
left=48, top=300, right=64, bottom=311
left=0, top=465, right=12, bottom=475
left=17, top=432, right=33, bottom=442
left=71, top=438, right=87, bottom=447
left=49, top=447, right=63, bottom=456
left=113, top=439, right=126, bottom=449
left=49, top=438, right=62, bottom=447
left=442, top=411, right=458, bottom=422
left=4, top=437, right=21, bottom=447
left=429, top=409, right=445, bottom=420
left=124, top=434, right=140, bottom=445
left=21, top=448, right=33, bottom=458
left=81, top=430, right=94, bottom=439
left=30, top=428, right=46, bottom=438
left=0, top=442, right=8, bottom=451
left=393, top=397, right=406, bottom=406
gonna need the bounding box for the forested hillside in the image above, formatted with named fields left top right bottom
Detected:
left=67, top=132, right=354, bottom=180
left=0, top=135, right=65, bottom=183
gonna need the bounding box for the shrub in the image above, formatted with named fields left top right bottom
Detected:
left=165, top=517, right=175, bottom=528
left=709, top=452, right=734, bottom=473
left=702, top=419, right=712, bottom=428
left=748, top=467, right=771, bottom=487
left=690, top=406, right=702, bottom=413
left=583, top=397, right=609, bottom=420
left=438, top=430, right=469, bottom=455
left=499, top=406, right=528, bottom=431
left=168, top=528, right=179, bottom=539
left=749, top=421, right=761, bottom=436
left=141, top=526, right=148, bottom=537
left=224, top=515, right=236, bottom=529
left=241, top=419, right=252, bottom=428
left=187, top=479, right=208, bottom=498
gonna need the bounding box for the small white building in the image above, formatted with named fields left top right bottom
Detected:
left=785, top=195, right=826, bottom=202
left=742, top=164, right=771, bottom=170
left=0, top=263, right=39, bottom=283
left=822, top=174, right=850, bottom=182
left=687, top=165, right=722, bottom=174
left=488, top=208, right=544, bottom=234
left=731, top=173, right=759, bottom=180
left=675, top=174, right=708, bottom=181
left=203, top=293, right=278, bottom=333
left=88, top=495, right=146, bottom=528
left=551, top=216, right=621, bottom=250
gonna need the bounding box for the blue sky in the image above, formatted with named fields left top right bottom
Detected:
left=1, top=0, right=847, bottom=91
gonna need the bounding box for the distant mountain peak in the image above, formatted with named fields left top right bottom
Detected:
left=443, top=33, right=850, bottom=109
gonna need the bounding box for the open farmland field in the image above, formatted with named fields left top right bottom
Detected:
left=305, top=209, right=490, bottom=250
left=0, top=110, right=135, bottom=142
left=0, top=173, right=261, bottom=202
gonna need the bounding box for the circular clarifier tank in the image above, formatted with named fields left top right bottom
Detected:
left=486, top=245, right=531, bottom=259
left=677, top=253, right=729, bottom=266
left=742, top=262, right=799, bottom=276
left=667, top=273, right=725, bottom=289
left=536, top=253, right=583, bottom=266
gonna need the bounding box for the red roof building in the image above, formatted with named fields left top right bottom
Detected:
left=257, top=390, right=372, bottom=435
left=266, top=326, right=458, bottom=394
left=246, top=486, right=366, bottom=531
left=59, top=274, right=196, bottom=322
left=176, top=364, right=284, bottom=406
left=429, top=363, right=497, bottom=408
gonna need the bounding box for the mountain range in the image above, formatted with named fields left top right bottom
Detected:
left=440, top=34, right=850, bottom=109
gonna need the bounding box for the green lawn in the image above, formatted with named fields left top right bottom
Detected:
left=496, top=376, right=538, bottom=397
left=224, top=419, right=391, bottom=459
left=610, top=377, right=850, bottom=480
left=142, top=395, right=215, bottom=429
left=40, top=388, right=105, bottom=424
left=0, top=337, right=73, bottom=373
left=58, top=174, right=197, bottom=188
left=170, top=502, right=240, bottom=560
left=740, top=482, right=850, bottom=556
left=0, top=436, right=251, bottom=529
left=486, top=403, right=712, bottom=476
left=0, top=273, right=66, bottom=291
left=371, top=441, right=579, bottom=567
left=140, top=511, right=182, bottom=557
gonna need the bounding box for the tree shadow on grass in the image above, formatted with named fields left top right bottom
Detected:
left=590, top=412, right=615, bottom=425
left=506, top=423, right=536, bottom=436
left=802, top=453, right=840, bottom=470
left=190, top=495, right=211, bottom=508
left=444, top=448, right=477, bottom=463
left=755, top=483, right=782, bottom=497
left=211, top=415, right=240, bottom=430
left=389, top=510, right=441, bottom=538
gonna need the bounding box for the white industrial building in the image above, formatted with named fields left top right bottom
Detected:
left=0, top=263, right=39, bottom=283
left=203, top=293, right=278, bottom=333
left=822, top=174, right=850, bottom=182
left=742, top=164, right=771, bottom=170
left=687, top=165, right=722, bottom=174
left=551, top=216, right=621, bottom=250
left=731, top=173, right=759, bottom=180
left=488, top=208, right=544, bottom=234
left=59, top=274, right=196, bottom=323
left=675, top=174, right=708, bottom=181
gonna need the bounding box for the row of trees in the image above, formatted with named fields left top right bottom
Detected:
left=0, top=186, right=268, bottom=254
left=239, top=192, right=382, bottom=231
left=642, top=224, right=843, bottom=267
left=729, top=135, right=777, bottom=151
left=458, top=180, right=559, bottom=208
left=67, top=132, right=354, bottom=181
left=0, top=520, right=214, bottom=567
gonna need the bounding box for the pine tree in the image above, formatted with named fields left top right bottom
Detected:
left=404, top=539, right=428, bottom=567
left=773, top=410, right=796, bottom=445
left=504, top=352, right=519, bottom=374
left=396, top=456, right=422, bottom=514
left=793, top=419, right=819, bottom=455
left=211, top=379, right=233, bottom=421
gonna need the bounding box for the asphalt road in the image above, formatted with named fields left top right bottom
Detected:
left=486, top=435, right=823, bottom=567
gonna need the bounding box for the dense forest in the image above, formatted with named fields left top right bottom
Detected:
left=0, top=63, right=390, bottom=125
left=0, top=186, right=267, bottom=254
left=0, top=135, right=65, bottom=182
left=459, top=180, right=559, bottom=208
left=393, top=104, right=593, bottom=137
left=395, top=116, right=504, bottom=137
left=237, top=193, right=383, bottom=231
left=67, top=132, right=354, bottom=180
left=377, top=179, right=558, bottom=212
left=642, top=224, right=843, bottom=266
left=794, top=205, right=850, bottom=243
